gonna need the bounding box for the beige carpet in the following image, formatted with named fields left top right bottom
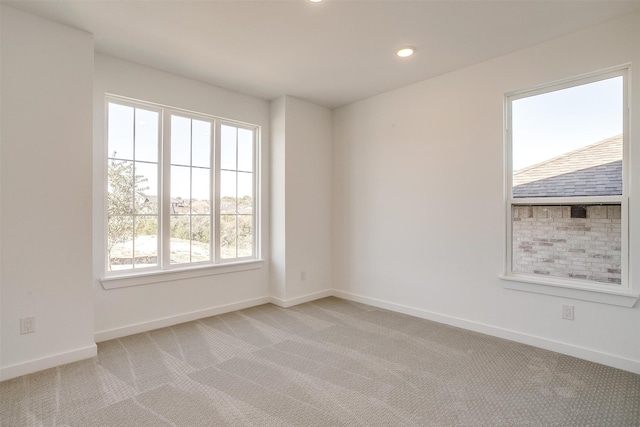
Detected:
left=1, top=297, right=638, bottom=426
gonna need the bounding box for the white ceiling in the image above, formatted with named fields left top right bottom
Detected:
left=5, top=0, right=640, bottom=108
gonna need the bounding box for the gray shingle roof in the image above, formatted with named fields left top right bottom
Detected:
left=513, top=135, right=622, bottom=198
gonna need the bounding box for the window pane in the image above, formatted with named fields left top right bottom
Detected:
left=134, top=162, right=158, bottom=214
left=220, top=170, right=236, bottom=215
left=108, top=159, right=134, bottom=215
left=171, top=166, right=190, bottom=214
left=170, top=215, right=191, bottom=264
left=134, top=216, right=158, bottom=269
left=221, top=125, right=237, bottom=170
left=512, top=77, right=623, bottom=198
left=192, top=167, right=210, bottom=211
left=191, top=216, right=211, bottom=262
left=512, top=204, right=621, bottom=284
left=237, top=128, right=253, bottom=172
left=171, top=115, right=191, bottom=166
left=238, top=215, right=253, bottom=258
left=220, top=199, right=235, bottom=215
left=192, top=120, right=211, bottom=168
left=108, top=215, right=133, bottom=271
left=134, top=108, right=159, bottom=162
left=108, top=103, right=134, bottom=160
left=237, top=172, right=253, bottom=214
left=220, top=215, right=237, bottom=259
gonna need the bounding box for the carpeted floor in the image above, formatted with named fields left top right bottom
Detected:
left=1, top=297, right=638, bottom=426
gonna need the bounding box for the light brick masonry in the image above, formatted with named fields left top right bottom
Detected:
left=512, top=205, right=621, bottom=284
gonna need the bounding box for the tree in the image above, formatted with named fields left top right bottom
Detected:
left=107, top=156, right=151, bottom=270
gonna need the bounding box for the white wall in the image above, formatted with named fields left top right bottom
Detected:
left=333, top=12, right=640, bottom=373
left=93, top=54, right=272, bottom=340
left=1, top=7, right=96, bottom=380
left=270, top=96, right=333, bottom=306
left=270, top=97, right=287, bottom=301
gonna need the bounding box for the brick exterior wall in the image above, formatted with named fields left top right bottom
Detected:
left=512, top=205, right=621, bottom=284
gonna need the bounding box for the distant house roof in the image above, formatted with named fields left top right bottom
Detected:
left=513, top=135, right=622, bottom=198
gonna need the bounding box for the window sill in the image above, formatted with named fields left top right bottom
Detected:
left=500, top=274, right=638, bottom=307
left=101, top=260, right=265, bottom=290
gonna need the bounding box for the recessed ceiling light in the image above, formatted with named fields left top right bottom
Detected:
left=310, top=0, right=322, bottom=2
left=397, top=46, right=415, bottom=58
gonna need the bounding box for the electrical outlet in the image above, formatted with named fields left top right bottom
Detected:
left=562, top=305, right=574, bottom=320
left=300, top=271, right=306, bottom=281
left=20, top=317, right=36, bottom=334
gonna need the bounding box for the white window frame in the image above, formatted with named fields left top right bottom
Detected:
left=101, top=95, right=262, bottom=289
left=215, top=120, right=258, bottom=263
left=104, top=98, right=163, bottom=275
left=501, top=67, right=638, bottom=307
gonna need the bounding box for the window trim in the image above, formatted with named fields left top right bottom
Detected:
left=502, top=66, right=638, bottom=306
left=102, top=95, right=261, bottom=285
left=100, top=259, right=265, bottom=289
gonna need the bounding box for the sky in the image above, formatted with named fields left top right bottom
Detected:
left=511, top=75, right=623, bottom=171
left=108, top=104, right=253, bottom=202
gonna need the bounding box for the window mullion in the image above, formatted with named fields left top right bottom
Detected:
left=130, top=109, right=137, bottom=269
left=235, top=130, right=240, bottom=259
left=189, top=119, right=194, bottom=264
left=251, top=130, right=257, bottom=258
left=161, top=110, right=171, bottom=269
left=210, top=120, right=216, bottom=263
left=509, top=196, right=623, bottom=206
left=214, top=122, right=222, bottom=263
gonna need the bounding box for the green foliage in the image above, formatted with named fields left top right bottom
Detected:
left=238, top=195, right=253, bottom=211
left=170, top=216, right=189, bottom=241
left=220, top=215, right=236, bottom=254
left=170, top=215, right=210, bottom=244
left=108, top=159, right=254, bottom=265
left=191, top=216, right=210, bottom=244
left=238, top=215, right=253, bottom=257
left=136, top=216, right=158, bottom=237
left=220, top=214, right=253, bottom=258
left=107, top=157, right=154, bottom=270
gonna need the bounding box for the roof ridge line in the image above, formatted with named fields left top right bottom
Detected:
left=513, top=134, right=622, bottom=176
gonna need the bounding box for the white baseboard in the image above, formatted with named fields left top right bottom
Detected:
left=0, top=344, right=97, bottom=382
left=94, top=290, right=334, bottom=342
left=334, top=290, right=640, bottom=375
left=269, top=289, right=333, bottom=308
left=94, top=296, right=271, bottom=342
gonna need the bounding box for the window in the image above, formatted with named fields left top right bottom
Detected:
left=106, top=97, right=258, bottom=276
left=219, top=124, right=255, bottom=259
left=505, top=69, right=628, bottom=292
